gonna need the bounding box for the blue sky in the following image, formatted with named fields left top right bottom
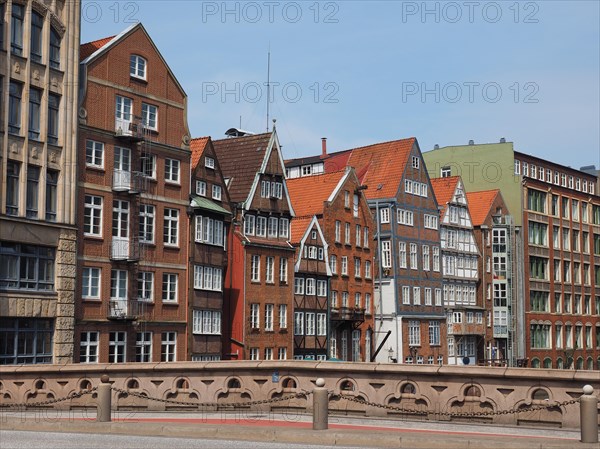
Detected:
left=81, top=1, right=600, bottom=169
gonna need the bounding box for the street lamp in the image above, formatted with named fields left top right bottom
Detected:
left=388, top=347, right=397, bottom=363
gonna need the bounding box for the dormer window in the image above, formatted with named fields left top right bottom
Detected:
left=205, top=157, right=215, bottom=169
left=130, top=55, right=146, bottom=80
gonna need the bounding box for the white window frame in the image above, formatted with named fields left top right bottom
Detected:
left=130, top=54, right=147, bottom=80
left=165, top=158, right=180, bottom=184
left=80, top=331, right=99, bottom=363
left=205, top=157, right=215, bottom=169
left=279, top=304, right=287, bottom=329
left=162, top=273, right=178, bottom=302
left=142, top=102, right=158, bottom=131
left=163, top=208, right=179, bottom=246
left=250, top=304, right=260, bottom=329
left=265, top=304, right=274, bottom=331
left=82, top=267, right=101, bottom=299
left=84, top=195, right=103, bottom=237
left=161, top=331, right=177, bottom=362
left=85, top=140, right=104, bottom=168
left=251, top=255, right=260, bottom=282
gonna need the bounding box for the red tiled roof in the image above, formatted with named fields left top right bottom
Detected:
left=80, top=36, right=115, bottom=60
left=344, top=138, right=416, bottom=200
left=430, top=176, right=461, bottom=216
left=190, top=137, right=210, bottom=170
left=466, top=189, right=501, bottom=227
left=286, top=171, right=347, bottom=218
left=213, top=133, right=272, bottom=204
left=290, top=217, right=314, bottom=245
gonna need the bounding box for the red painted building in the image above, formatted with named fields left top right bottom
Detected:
left=213, top=129, right=295, bottom=361
left=76, top=24, right=191, bottom=363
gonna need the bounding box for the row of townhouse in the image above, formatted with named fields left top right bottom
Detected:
left=2, top=6, right=598, bottom=369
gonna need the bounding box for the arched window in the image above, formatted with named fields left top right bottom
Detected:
left=556, top=358, right=564, bottom=369
left=575, top=357, right=584, bottom=370
left=586, top=357, right=593, bottom=371
left=130, top=55, right=147, bottom=80
left=531, top=358, right=540, bottom=368
left=543, top=358, right=552, bottom=369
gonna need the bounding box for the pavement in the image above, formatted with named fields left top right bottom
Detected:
left=1, top=409, right=598, bottom=449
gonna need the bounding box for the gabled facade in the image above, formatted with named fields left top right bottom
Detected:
left=467, top=189, right=516, bottom=365
left=431, top=177, right=481, bottom=365
left=214, top=129, right=295, bottom=361
left=287, top=168, right=375, bottom=362
left=1, top=0, right=81, bottom=364
left=189, top=137, right=232, bottom=361
left=75, top=24, right=191, bottom=363
left=291, top=216, right=331, bottom=360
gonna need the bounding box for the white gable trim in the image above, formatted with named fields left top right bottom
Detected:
left=294, top=216, right=332, bottom=276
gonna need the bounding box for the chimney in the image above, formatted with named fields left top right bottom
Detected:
left=321, top=138, right=327, bottom=158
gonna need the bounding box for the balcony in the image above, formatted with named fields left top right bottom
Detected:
left=107, top=298, right=146, bottom=320
left=493, top=325, right=508, bottom=338
left=448, top=322, right=485, bottom=336
left=115, top=116, right=145, bottom=142
left=113, top=170, right=147, bottom=194
left=330, top=307, right=365, bottom=323
left=111, top=237, right=142, bottom=262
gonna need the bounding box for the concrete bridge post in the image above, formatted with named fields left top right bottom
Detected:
left=96, top=375, right=112, bottom=422
left=312, top=378, right=328, bottom=430
left=580, top=385, right=598, bottom=444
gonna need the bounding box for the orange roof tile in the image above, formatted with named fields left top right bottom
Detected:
left=344, top=138, right=416, bottom=199
left=80, top=36, right=115, bottom=60
left=466, top=189, right=501, bottom=227
left=286, top=171, right=347, bottom=218
left=190, top=137, right=210, bottom=169
left=430, top=176, right=461, bottom=216
left=290, top=217, right=314, bottom=245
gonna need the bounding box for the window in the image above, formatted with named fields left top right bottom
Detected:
left=109, top=331, right=126, bottom=363
left=365, top=293, right=372, bottom=313
left=294, top=312, right=304, bottom=335
left=271, top=182, right=283, bottom=199
left=25, top=166, right=40, bottom=219
left=363, top=227, right=370, bottom=248
left=344, top=222, right=351, bottom=245
left=335, top=221, right=341, bottom=242
left=528, top=221, right=547, bottom=246
left=82, top=267, right=101, bottom=299
left=265, top=257, right=274, bottom=283
left=514, top=160, right=521, bottom=174
left=115, top=95, right=132, bottom=128
left=264, top=348, right=273, bottom=360
left=562, top=198, right=570, bottom=219
left=424, top=214, right=438, bottom=229
left=330, top=291, right=338, bottom=308
left=402, top=286, right=410, bottom=304
left=243, top=215, right=255, bottom=236
left=195, top=180, right=207, bottom=196
left=305, top=313, right=316, bottom=335
left=84, top=195, right=102, bottom=236
left=30, top=11, right=44, bottom=62
left=86, top=140, right=104, bottom=168
left=161, top=332, right=177, bottom=362
left=354, top=292, right=362, bottom=308
left=138, top=271, right=154, bottom=301
left=8, top=81, right=22, bottom=134
left=11, top=4, right=24, bottom=55
left=353, top=194, right=359, bottom=217
left=256, top=216, right=267, bottom=237
left=529, top=256, right=547, bottom=280
left=330, top=255, right=337, bottom=274
left=45, top=170, right=58, bottom=221
left=80, top=332, right=99, bottom=363
left=162, top=273, right=178, bottom=302
left=441, top=166, right=451, bottom=177
left=409, top=321, right=421, bottom=346
left=279, top=258, right=288, bottom=283
left=432, top=247, right=440, bottom=272
left=412, top=156, right=420, bottom=169
left=422, top=245, right=430, bottom=271
left=249, top=303, right=260, bottom=329
left=413, top=287, right=421, bottom=305
left=429, top=321, right=440, bottom=346
left=341, top=256, right=348, bottom=275
left=305, top=278, right=316, bottom=295
left=410, top=243, right=418, bottom=270
left=194, top=216, right=224, bottom=246
left=294, top=277, right=304, bottom=294
left=279, top=218, right=289, bottom=238
left=163, top=208, right=179, bottom=246
left=135, top=332, right=152, bottom=362
left=354, top=258, right=361, bottom=278
left=365, top=260, right=372, bottom=279
left=165, top=159, right=180, bottom=183
left=381, top=241, right=392, bottom=268
left=250, top=348, right=259, bottom=360
left=53, top=96, right=65, bottom=141
left=317, top=280, right=327, bottom=297
left=141, top=154, right=156, bottom=178
left=355, top=225, right=362, bottom=247
left=139, top=204, right=155, bottom=244
left=49, top=28, right=61, bottom=69
left=251, top=255, right=261, bottom=282
left=130, top=55, right=147, bottom=80
left=28, top=88, right=41, bottom=140
left=193, top=265, right=222, bottom=291
left=398, top=242, right=407, bottom=268
left=260, top=180, right=271, bottom=198
left=279, top=304, right=287, bottom=329
left=264, top=304, right=274, bottom=331
left=142, top=103, right=157, bottom=130
left=527, top=190, right=546, bottom=213
left=205, top=157, right=215, bottom=169
left=268, top=217, right=278, bottom=238
left=380, top=208, right=390, bottom=223
left=572, top=199, right=580, bottom=222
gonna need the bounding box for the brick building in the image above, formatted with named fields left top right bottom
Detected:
left=466, top=189, right=516, bottom=365
left=431, top=177, right=481, bottom=365
left=290, top=216, right=331, bottom=360
left=75, top=24, right=191, bottom=363
left=287, top=168, right=375, bottom=361
left=188, top=137, right=232, bottom=361
left=515, top=152, right=600, bottom=369
left=1, top=0, right=81, bottom=364
left=214, top=129, right=295, bottom=361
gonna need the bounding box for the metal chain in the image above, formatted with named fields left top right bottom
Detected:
left=0, top=387, right=98, bottom=409
left=334, top=394, right=580, bottom=418
left=111, top=387, right=312, bottom=408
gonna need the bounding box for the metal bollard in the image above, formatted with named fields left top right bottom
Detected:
left=580, top=384, right=598, bottom=443
left=96, top=374, right=112, bottom=423
left=312, top=378, right=328, bottom=430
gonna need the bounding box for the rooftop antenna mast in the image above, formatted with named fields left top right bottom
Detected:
left=266, top=44, right=271, bottom=132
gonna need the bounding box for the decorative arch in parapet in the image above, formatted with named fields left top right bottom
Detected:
left=328, top=377, right=368, bottom=415
left=268, top=376, right=308, bottom=412
left=515, top=386, right=562, bottom=427
left=446, top=382, right=496, bottom=422
left=384, top=380, right=429, bottom=419
left=215, top=376, right=253, bottom=409
left=23, top=378, right=56, bottom=407
left=162, top=376, right=201, bottom=409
